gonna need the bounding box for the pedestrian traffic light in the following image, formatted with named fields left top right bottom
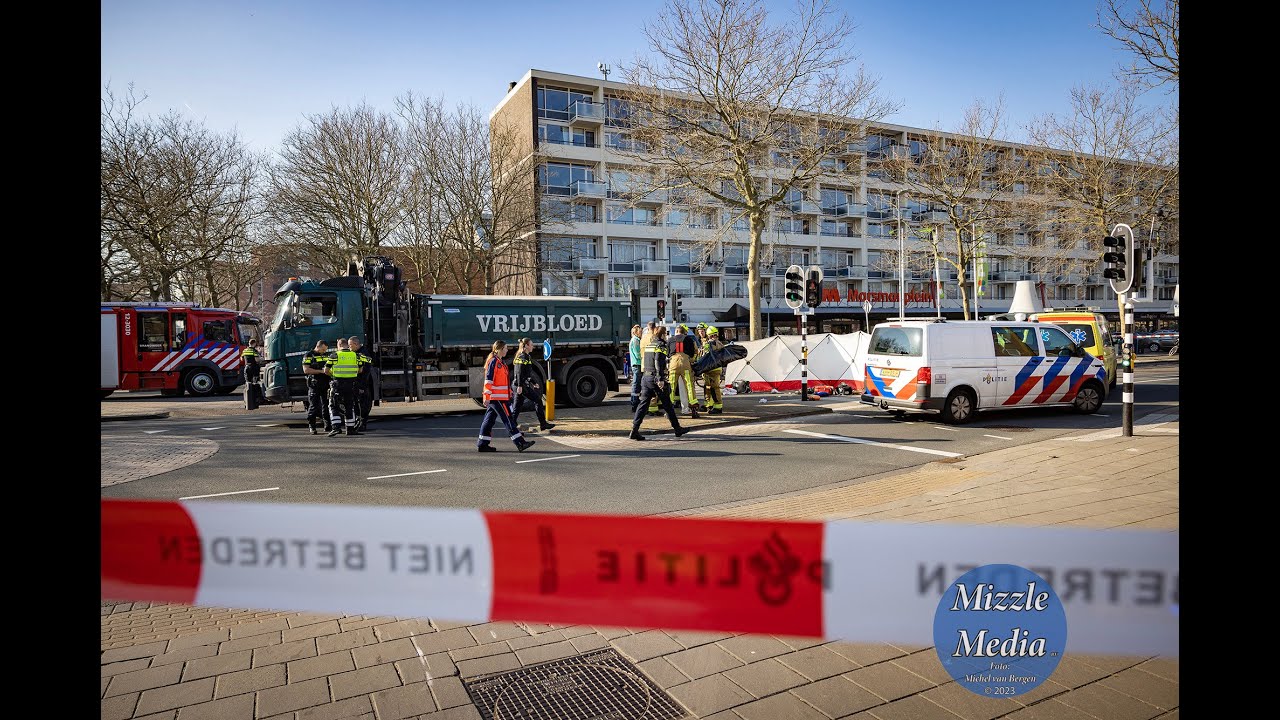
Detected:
left=1102, top=223, right=1136, bottom=295
left=656, top=299, right=666, bottom=321
left=807, top=266, right=824, bottom=308
left=784, top=265, right=804, bottom=309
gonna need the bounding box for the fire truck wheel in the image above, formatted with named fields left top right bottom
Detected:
left=184, top=368, right=219, bottom=397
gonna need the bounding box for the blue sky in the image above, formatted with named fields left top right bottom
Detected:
left=101, top=0, right=1165, bottom=153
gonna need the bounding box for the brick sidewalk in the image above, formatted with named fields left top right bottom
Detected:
left=101, top=413, right=1179, bottom=719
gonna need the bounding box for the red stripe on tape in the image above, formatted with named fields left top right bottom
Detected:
left=485, top=512, right=825, bottom=636
left=101, top=500, right=201, bottom=604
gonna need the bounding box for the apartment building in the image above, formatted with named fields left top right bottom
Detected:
left=489, top=69, right=1178, bottom=334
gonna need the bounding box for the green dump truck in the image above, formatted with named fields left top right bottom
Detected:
left=257, top=256, right=634, bottom=409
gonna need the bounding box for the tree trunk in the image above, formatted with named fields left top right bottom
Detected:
left=747, top=212, right=764, bottom=340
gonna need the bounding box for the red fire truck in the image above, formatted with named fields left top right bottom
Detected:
left=100, top=302, right=262, bottom=398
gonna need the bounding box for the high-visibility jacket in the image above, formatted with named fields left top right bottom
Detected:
left=241, top=346, right=258, bottom=361
left=483, top=355, right=511, bottom=401
left=330, top=350, right=360, bottom=379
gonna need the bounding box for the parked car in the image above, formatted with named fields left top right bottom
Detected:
left=1135, top=331, right=1179, bottom=353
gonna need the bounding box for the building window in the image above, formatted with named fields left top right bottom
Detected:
left=538, top=162, right=596, bottom=196
left=724, top=278, right=748, bottom=298
left=607, top=204, right=659, bottom=226
left=539, top=237, right=598, bottom=269
left=537, top=85, right=593, bottom=121
left=539, top=122, right=596, bottom=147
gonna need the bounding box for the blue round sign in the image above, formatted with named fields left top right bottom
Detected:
left=933, top=564, right=1066, bottom=698
left=542, top=339, right=553, bottom=361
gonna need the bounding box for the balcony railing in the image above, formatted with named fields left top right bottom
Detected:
left=724, top=264, right=749, bottom=275
left=609, top=262, right=636, bottom=273
left=570, top=180, right=609, bottom=199
left=843, top=140, right=867, bottom=155
left=638, top=259, right=670, bottom=275
left=569, top=101, right=605, bottom=126
left=836, top=265, right=868, bottom=278
left=1157, top=275, right=1179, bottom=286
left=693, top=262, right=724, bottom=276
left=790, top=200, right=821, bottom=215
left=820, top=225, right=854, bottom=237
left=572, top=257, right=608, bottom=274
left=913, top=210, right=949, bottom=223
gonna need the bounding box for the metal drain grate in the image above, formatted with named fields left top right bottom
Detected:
left=463, top=648, right=688, bottom=720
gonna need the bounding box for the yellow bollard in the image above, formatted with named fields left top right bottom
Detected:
left=545, top=380, right=555, bottom=421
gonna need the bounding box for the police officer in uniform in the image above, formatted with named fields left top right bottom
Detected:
left=349, top=336, right=374, bottom=432
left=511, top=337, right=555, bottom=431
left=630, top=326, right=688, bottom=441
left=301, top=340, right=332, bottom=435
left=326, top=339, right=361, bottom=436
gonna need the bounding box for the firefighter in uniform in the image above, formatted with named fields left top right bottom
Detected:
left=477, top=340, right=535, bottom=452
left=511, top=338, right=555, bottom=431
left=696, top=326, right=725, bottom=414
left=349, top=336, right=374, bottom=432
left=630, top=326, right=688, bottom=441
left=667, top=324, right=698, bottom=417
left=301, top=340, right=332, bottom=435
left=326, top=340, right=361, bottom=436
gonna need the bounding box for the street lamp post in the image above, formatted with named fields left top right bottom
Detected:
left=896, top=189, right=907, bottom=320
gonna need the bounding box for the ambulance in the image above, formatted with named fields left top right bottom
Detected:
left=1031, top=307, right=1118, bottom=391
left=860, top=319, right=1108, bottom=424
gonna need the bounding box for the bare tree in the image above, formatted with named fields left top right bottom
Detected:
left=620, top=0, right=896, bottom=339
left=266, top=104, right=407, bottom=277
left=1099, top=0, right=1179, bottom=91
left=399, top=96, right=573, bottom=295
left=876, top=98, right=1032, bottom=319
left=1025, top=80, right=1177, bottom=335
left=101, top=84, right=261, bottom=302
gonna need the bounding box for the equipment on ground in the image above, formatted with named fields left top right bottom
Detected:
left=691, top=343, right=748, bottom=375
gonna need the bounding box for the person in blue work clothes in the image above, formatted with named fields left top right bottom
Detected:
left=628, top=324, right=644, bottom=414
left=477, top=340, right=535, bottom=453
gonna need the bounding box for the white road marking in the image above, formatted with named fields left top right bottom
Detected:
left=255, top=424, right=281, bottom=427
left=931, top=425, right=960, bottom=432
left=180, top=487, right=279, bottom=500
left=515, top=454, right=582, bottom=464
left=200, top=427, right=227, bottom=431
left=366, top=469, right=448, bottom=480
left=983, top=434, right=1013, bottom=440
left=1126, top=448, right=1140, bottom=452
left=783, top=429, right=964, bottom=458
left=142, top=430, right=168, bottom=434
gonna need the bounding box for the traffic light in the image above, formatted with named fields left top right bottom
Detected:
left=806, top=266, right=824, bottom=308
left=1119, top=344, right=1134, bottom=372
left=784, top=265, right=804, bottom=309
left=656, top=299, right=666, bottom=321
left=1102, top=223, right=1136, bottom=295
left=674, top=292, right=685, bottom=323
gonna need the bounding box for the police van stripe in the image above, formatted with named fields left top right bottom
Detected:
left=1030, top=356, right=1072, bottom=404
left=101, top=500, right=1178, bottom=657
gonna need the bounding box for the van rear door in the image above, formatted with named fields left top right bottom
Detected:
left=863, top=325, right=925, bottom=401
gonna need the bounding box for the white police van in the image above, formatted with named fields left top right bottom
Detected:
left=859, top=319, right=1107, bottom=424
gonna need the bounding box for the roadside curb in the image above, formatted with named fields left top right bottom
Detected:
left=537, top=405, right=834, bottom=437
left=100, top=412, right=171, bottom=422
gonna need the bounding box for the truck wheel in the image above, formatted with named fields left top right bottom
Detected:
left=565, top=366, right=608, bottom=407
left=1071, top=381, right=1104, bottom=415
left=184, top=368, right=218, bottom=397
left=940, top=388, right=976, bottom=425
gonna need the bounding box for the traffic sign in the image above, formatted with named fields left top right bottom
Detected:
left=543, top=339, right=553, bottom=361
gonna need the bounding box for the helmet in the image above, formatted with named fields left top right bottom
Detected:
left=707, top=326, right=720, bottom=335
left=697, top=322, right=708, bottom=329
left=678, top=324, right=689, bottom=333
